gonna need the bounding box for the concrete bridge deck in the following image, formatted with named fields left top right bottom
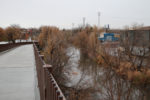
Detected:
left=0, top=44, right=40, bottom=100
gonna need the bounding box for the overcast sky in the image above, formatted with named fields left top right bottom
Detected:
left=0, top=0, right=150, bottom=29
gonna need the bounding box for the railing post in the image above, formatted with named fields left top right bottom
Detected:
left=54, top=86, right=58, bottom=100
left=50, top=80, right=54, bottom=100
left=56, top=90, right=60, bottom=100
left=52, top=83, right=56, bottom=100
left=58, top=96, right=63, bottom=100
left=40, top=55, right=44, bottom=60
left=43, top=64, right=52, bottom=100
left=38, top=51, right=41, bottom=54
left=34, top=43, right=66, bottom=100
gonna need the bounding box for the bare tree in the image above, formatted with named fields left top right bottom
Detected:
left=5, top=25, right=21, bottom=43
left=0, top=27, right=7, bottom=41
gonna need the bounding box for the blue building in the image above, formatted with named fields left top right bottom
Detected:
left=98, top=33, right=119, bottom=42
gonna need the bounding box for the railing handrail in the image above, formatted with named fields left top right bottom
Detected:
left=0, top=42, right=34, bottom=52
left=33, top=42, right=66, bottom=100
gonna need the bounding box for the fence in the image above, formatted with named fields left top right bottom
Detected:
left=33, top=42, right=66, bottom=100
left=0, top=42, right=33, bottom=52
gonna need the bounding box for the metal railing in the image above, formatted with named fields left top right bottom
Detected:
left=33, top=42, right=66, bottom=100
left=0, top=42, right=33, bottom=52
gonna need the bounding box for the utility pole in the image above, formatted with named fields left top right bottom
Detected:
left=72, top=23, right=74, bottom=30
left=83, top=17, right=86, bottom=28
left=72, top=23, right=74, bottom=34
left=98, top=12, right=100, bottom=29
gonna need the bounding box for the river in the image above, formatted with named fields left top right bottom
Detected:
left=63, top=46, right=149, bottom=100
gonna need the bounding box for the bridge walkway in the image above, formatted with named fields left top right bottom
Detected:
left=0, top=44, right=40, bottom=100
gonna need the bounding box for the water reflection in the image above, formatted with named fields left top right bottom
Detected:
left=64, top=47, right=146, bottom=100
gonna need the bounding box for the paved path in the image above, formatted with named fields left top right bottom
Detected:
left=0, top=44, right=40, bottom=100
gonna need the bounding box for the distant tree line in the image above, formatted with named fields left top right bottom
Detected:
left=0, top=25, right=40, bottom=43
